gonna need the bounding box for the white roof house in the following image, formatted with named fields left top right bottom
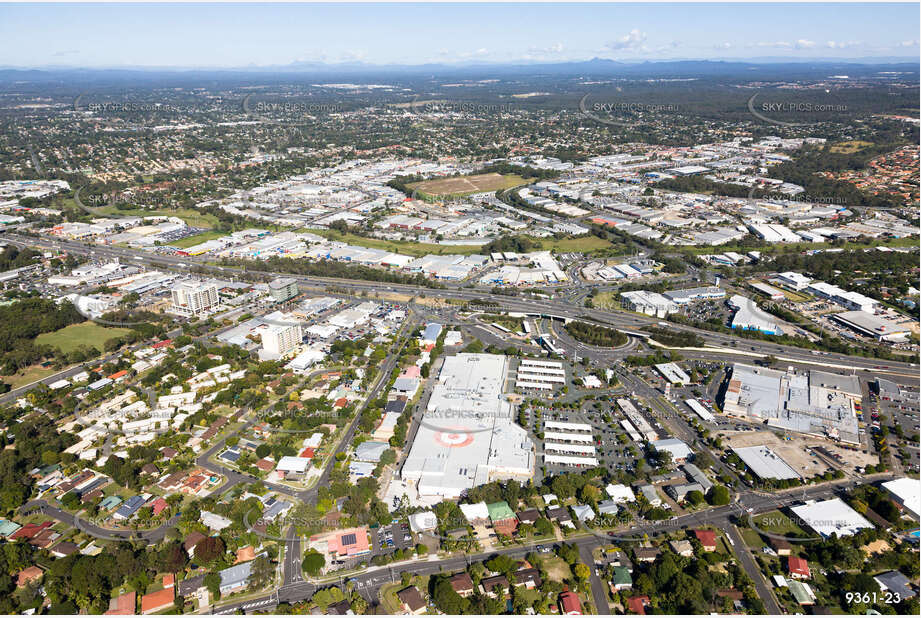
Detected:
left=408, top=511, right=438, bottom=533
left=605, top=483, right=636, bottom=503
left=460, top=502, right=490, bottom=522
left=276, top=456, right=311, bottom=474
left=572, top=504, right=595, bottom=522
left=201, top=511, right=233, bottom=531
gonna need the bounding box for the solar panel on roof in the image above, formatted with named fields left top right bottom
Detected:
left=341, top=533, right=357, bottom=546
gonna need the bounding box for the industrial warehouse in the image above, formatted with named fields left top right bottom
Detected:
left=721, top=363, right=862, bottom=444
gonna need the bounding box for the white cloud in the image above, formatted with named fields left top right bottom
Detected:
left=898, top=40, right=919, bottom=47
left=335, top=50, right=367, bottom=63
left=605, top=29, right=647, bottom=51
left=457, top=48, right=489, bottom=60
left=825, top=40, right=862, bottom=49
left=750, top=40, right=816, bottom=50
left=528, top=42, right=564, bottom=54
left=714, top=42, right=732, bottom=50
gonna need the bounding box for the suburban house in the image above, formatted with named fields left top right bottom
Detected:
left=559, top=591, right=582, bottom=615
left=396, top=586, right=427, bottom=615
left=694, top=529, right=717, bottom=552
left=787, top=556, right=811, bottom=580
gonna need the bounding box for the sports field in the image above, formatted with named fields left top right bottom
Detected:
left=407, top=173, right=528, bottom=197
left=36, top=322, right=132, bottom=354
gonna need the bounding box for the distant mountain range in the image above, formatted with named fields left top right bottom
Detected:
left=0, top=58, right=916, bottom=86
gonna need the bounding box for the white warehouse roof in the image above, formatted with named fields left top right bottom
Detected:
left=789, top=498, right=873, bottom=538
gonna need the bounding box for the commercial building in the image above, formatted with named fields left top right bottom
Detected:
left=775, top=272, right=812, bottom=291
left=789, top=498, right=873, bottom=538
left=400, top=354, right=535, bottom=498
left=663, top=286, right=725, bottom=304
left=309, top=527, right=371, bottom=562
left=880, top=477, right=920, bottom=520
left=749, top=281, right=786, bottom=300
left=731, top=446, right=800, bottom=480
left=721, top=363, right=861, bottom=444
left=268, top=277, right=299, bottom=302
left=727, top=295, right=782, bottom=335
left=830, top=311, right=911, bottom=342
left=807, top=281, right=879, bottom=313
left=516, top=358, right=566, bottom=390
left=616, top=399, right=658, bottom=441
left=170, top=280, right=219, bottom=317
left=685, top=399, right=715, bottom=422
left=620, top=290, right=678, bottom=318
left=748, top=223, right=801, bottom=243
left=654, top=362, right=691, bottom=386
left=651, top=438, right=693, bottom=463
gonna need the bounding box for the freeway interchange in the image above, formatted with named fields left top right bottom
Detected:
left=5, top=231, right=918, bottom=383
left=3, top=229, right=918, bottom=615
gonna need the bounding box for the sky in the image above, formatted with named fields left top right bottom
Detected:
left=1, top=2, right=918, bottom=68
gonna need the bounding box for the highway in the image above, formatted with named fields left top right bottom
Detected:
left=7, top=232, right=916, bottom=383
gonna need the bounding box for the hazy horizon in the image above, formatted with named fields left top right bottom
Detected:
left=1, top=2, right=918, bottom=69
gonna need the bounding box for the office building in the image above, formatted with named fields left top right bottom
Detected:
left=268, top=277, right=298, bottom=302
left=170, top=281, right=219, bottom=317
left=261, top=322, right=303, bottom=356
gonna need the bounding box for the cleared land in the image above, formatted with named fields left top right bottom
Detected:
left=722, top=430, right=830, bottom=478
left=407, top=173, right=528, bottom=197
left=36, top=321, right=132, bottom=354
left=723, top=428, right=876, bottom=474
left=829, top=140, right=874, bottom=154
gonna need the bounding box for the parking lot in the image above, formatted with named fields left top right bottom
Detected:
left=370, top=522, right=413, bottom=556
left=533, top=396, right=653, bottom=478
left=869, top=384, right=920, bottom=473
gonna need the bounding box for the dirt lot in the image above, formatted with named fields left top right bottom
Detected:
left=407, top=172, right=526, bottom=196
left=723, top=429, right=878, bottom=475
left=723, top=430, right=830, bottom=477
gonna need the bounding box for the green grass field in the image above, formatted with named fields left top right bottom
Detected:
left=684, top=236, right=917, bottom=256
left=315, top=230, right=485, bottom=256
left=314, top=230, right=612, bottom=257
left=537, top=235, right=612, bottom=252
left=751, top=510, right=805, bottom=536
left=1, top=365, right=63, bottom=390
left=170, top=230, right=229, bottom=248
left=94, top=205, right=221, bottom=229
left=36, top=321, right=132, bottom=354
